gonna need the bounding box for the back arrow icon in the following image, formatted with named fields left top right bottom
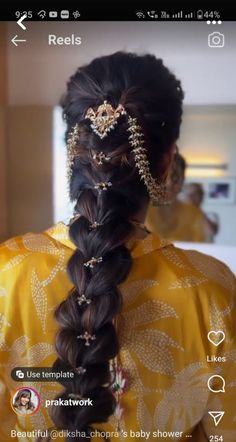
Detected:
left=17, top=13, right=27, bottom=30
left=11, top=35, right=27, bottom=46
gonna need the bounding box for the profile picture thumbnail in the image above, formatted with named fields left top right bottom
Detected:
left=11, top=387, right=40, bottom=416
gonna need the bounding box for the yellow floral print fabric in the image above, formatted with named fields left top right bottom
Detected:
left=0, top=222, right=236, bottom=441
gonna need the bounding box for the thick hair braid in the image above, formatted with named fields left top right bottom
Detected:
left=49, top=51, right=183, bottom=441
left=51, top=181, right=140, bottom=440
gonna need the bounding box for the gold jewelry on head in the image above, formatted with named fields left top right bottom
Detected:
left=89, top=221, right=102, bottom=230
left=67, top=101, right=167, bottom=204
left=92, top=151, right=111, bottom=165
left=94, top=181, right=112, bottom=193
left=127, top=116, right=166, bottom=204
left=85, top=101, right=127, bottom=139
left=77, top=331, right=96, bottom=346
left=75, top=366, right=87, bottom=375
left=66, top=124, right=80, bottom=182
left=84, top=256, right=103, bottom=268
left=76, top=293, right=91, bottom=306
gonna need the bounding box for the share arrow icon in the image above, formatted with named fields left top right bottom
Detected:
left=208, top=411, right=225, bottom=427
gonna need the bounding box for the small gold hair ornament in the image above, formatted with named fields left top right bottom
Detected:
left=76, top=293, right=91, bottom=306
left=75, top=366, right=87, bottom=375
left=92, top=151, right=111, bottom=165
left=77, top=331, right=96, bottom=346
left=84, top=256, right=103, bottom=268
left=89, top=221, right=102, bottom=230
left=85, top=101, right=127, bottom=139
left=94, top=181, right=112, bottom=193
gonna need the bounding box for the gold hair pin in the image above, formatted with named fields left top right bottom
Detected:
left=85, top=101, right=126, bottom=139
left=75, top=366, right=87, bottom=375
left=84, top=256, right=103, bottom=268
left=94, top=181, right=112, bottom=192
left=92, top=151, right=111, bottom=165
left=77, top=331, right=96, bottom=346
left=76, top=294, right=91, bottom=306
left=89, top=221, right=102, bottom=230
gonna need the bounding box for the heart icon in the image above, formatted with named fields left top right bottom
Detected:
left=207, top=330, right=225, bottom=347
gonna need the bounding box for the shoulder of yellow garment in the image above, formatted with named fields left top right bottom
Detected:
left=177, top=200, right=204, bottom=218
left=174, top=245, right=235, bottom=302
left=0, top=227, right=71, bottom=295
left=0, top=223, right=235, bottom=311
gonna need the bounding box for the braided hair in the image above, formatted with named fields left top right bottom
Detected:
left=50, top=52, right=183, bottom=441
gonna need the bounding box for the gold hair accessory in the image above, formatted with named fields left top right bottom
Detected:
left=127, top=116, right=166, bottom=204
left=75, top=366, right=87, bottom=375
left=66, top=124, right=80, bottom=182
left=94, top=181, right=112, bottom=193
left=92, top=151, right=111, bottom=165
left=85, top=101, right=126, bottom=139
left=84, top=256, right=103, bottom=268
left=67, top=102, right=168, bottom=204
left=77, top=331, right=96, bottom=346
left=89, top=221, right=102, bottom=230
left=76, top=293, right=91, bottom=306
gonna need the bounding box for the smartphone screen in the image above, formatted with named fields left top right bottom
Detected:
left=0, top=5, right=236, bottom=442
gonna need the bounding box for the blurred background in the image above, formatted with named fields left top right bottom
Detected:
left=1, top=21, right=236, bottom=250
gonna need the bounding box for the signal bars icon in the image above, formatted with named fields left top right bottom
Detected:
left=172, top=11, right=183, bottom=19
left=185, top=11, right=194, bottom=19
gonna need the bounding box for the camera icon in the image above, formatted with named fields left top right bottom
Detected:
left=208, top=32, right=225, bottom=48
left=15, top=370, right=24, bottom=379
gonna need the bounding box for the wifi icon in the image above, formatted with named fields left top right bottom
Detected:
left=136, top=11, right=145, bottom=19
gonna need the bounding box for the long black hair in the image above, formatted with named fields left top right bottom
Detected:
left=50, top=52, right=183, bottom=441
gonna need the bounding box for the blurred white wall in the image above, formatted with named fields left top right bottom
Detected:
left=179, top=105, right=236, bottom=245
left=176, top=241, right=236, bottom=274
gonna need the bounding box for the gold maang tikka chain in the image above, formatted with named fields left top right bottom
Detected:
left=66, top=123, right=80, bottom=183
left=66, top=100, right=167, bottom=204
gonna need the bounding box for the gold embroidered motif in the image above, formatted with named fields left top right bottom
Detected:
left=154, top=363, right=208, bottom=431
left=31, top=270, right=48, bottom=335
left=119, top=300, right=182, bottom=376
left=183, top=250, right=235, bottom=293
left=0, top=287, right=7, bottom=297
left=121, top=280, right=159, bottom=306
left=0, top=254, right=29, bottom=272
left=169, top=275, right=207, bottom=289
left=162, top=247, right=191, bottom=270
left=0, top=313, right=11, bottom=328
left=23, top=233, right=60, bottom=255
left=3, top=238, right=20, bottom=251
